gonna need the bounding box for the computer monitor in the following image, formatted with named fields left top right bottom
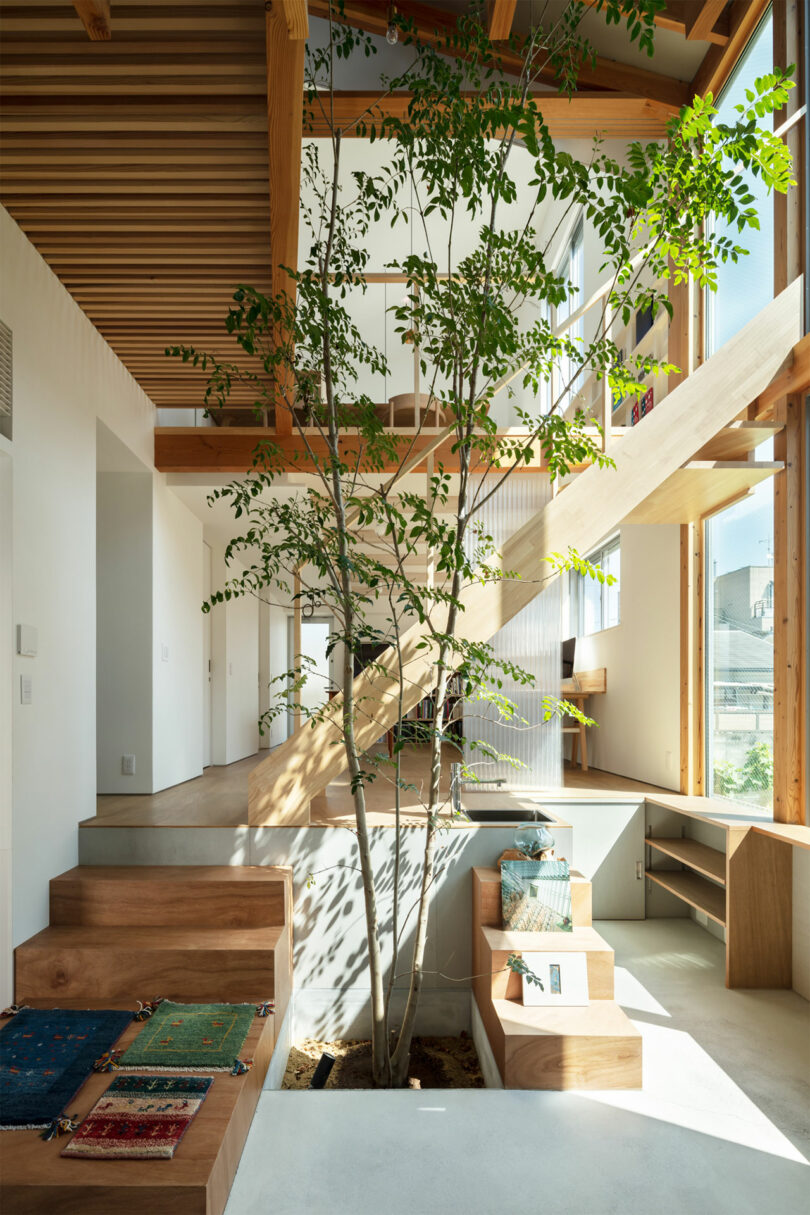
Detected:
left=561, top=637, right=576, bottom=680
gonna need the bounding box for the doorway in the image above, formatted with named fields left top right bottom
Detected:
left=287, top=616, right=333, bottom=734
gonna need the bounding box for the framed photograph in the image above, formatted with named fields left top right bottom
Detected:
left=520, top=951, right=589, bottom=1007
left=501, top=860, right=572, bottom=933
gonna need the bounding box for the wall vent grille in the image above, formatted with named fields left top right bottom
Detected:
left=0, top=322, right=11, bottom=420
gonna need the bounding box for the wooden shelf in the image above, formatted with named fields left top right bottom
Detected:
left=647, top=837, right=726, bottom=884
left=645, top=868, right=726, bottom=926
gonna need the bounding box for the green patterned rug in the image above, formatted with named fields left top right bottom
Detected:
left=120, top=1003, right=254, bottom=1072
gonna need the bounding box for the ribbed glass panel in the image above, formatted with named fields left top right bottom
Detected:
left=463, top=473, right=561, bottom=789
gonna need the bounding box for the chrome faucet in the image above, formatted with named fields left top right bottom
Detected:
left=450, top=763, right=463, bottom=815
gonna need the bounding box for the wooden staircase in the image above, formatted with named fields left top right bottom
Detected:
left=16, top=866, right=292, bottom=1013
left=472, top=868, right=642, bottom=1090
left=2, top=865, right=293, bottom=1215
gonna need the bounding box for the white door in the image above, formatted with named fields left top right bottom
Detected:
left=202, top=542, right=212, bottom=767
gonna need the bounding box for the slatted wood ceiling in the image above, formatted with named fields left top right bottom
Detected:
left=0, top=0, right=271, bottom=415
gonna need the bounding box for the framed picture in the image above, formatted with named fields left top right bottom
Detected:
left=501, top=860, right=572, bottom=933
left=520, top=951, right=589, bottom=1007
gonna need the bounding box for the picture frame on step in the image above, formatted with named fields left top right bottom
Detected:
left=521, top=952, right=590, bottom=1007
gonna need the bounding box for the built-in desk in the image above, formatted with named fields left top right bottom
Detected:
left=560, top=668, right=607, bottom=773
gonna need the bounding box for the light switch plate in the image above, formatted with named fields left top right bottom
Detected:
left=16, top=624, right=37, bottom=657
left=122, top=754, right=136, bottom=776
left=20, top=675, right=32, bottom=705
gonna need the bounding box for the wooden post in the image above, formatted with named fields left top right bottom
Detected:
left=266, top=1, right=306, bottom=436
left=773, top=0, right=805, bottom=296
left=668, top=260, right=693, bottom=395
left=293, top=566, right=302, bottom=732
left=773, top=394, right=806, bottom=824
left=680, top=519, right=704, bottom=796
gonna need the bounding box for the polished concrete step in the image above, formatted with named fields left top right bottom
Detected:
left=50, top=864, right=290, bottom=928
left=15, top=923, right=287, bottom=1006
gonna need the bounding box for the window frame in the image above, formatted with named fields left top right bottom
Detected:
left=570, top=533, right=621, bottom=638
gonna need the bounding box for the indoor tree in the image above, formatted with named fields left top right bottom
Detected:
left=171, top=0, right=794, bottom=1086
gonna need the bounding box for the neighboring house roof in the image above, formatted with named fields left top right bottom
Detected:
left=713, top=627, right=773, bottom=676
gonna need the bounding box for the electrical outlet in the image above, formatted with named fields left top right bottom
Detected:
left=122, top=754, right=136, bottom=776
left=161, top=643, right=169, bottom=662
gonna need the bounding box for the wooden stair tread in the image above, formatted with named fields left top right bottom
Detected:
left=52, top=865, right=288, bottom=884
left=0, top=1014, right=274, bottom=1215
left=18, top=925, right=283, bottom=949
left=646, top=837, right=726, bottom=883
left=646, top=868, right=726, bottom=926
left=494, top=997, right=641, bottom=1039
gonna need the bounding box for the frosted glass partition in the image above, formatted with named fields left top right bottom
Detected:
left=463, top=473, right=562, bottom=789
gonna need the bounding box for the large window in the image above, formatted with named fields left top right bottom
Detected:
left=705, top=10, right=774, bottom=355
left=555, top=219, right=584, bottom=407
left=571, top=534, right=620, bottom=636
left=705, top=471, right=774, bottom=812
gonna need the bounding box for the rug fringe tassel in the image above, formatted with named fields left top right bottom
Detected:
left=255, top=1000, right=275, bottom=1018
left=40, top=1115, right=79, bottom=1141
left=93, top=1050, right=123, bottom=1073
left=1, top=1004, right=30, bottom=1018
left=133, top=997, right=166, bottom=1021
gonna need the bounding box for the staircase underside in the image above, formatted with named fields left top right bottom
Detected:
left=247, top=280, right=803, bottom=827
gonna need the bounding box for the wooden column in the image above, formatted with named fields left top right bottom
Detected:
left=680, top=520, right=704, bottom=795
left=266, top=1, right=306, bottom=436
left=773, top=393, right=806, bottom=824
left=668, top=262, right=694, bottom=395
left=773, top=0, right=805, bottom=296
left=293, top=567, right=303, bottom=732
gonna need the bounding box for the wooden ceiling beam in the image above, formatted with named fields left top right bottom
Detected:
left=307, top=0, right=688, bottom=111
left=305, top=90, right=670, bottom=139
left=691, top=0, right=770, bottom=98
left=73, top=1, right=111, bottom=42
left=487, top=0, right=517, bottom=41
left=685, top=0, right=732, bottom=41
left=583, top=1, right=730, bottom=45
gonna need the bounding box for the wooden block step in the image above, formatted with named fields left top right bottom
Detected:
left=481, top=924, right=614, bottom=1001
left=0, top=1008, right=275, bottom=1215
left=492, top=997, right=643, bottom=1090
left=50, top=865, right=291, bottom=929
left=15, top=924, right=289, bottom=1008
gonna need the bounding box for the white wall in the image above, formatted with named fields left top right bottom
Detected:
left=0, top=442, right=13, bottom=1007
left=572, top=523, right=681, bottom=790
left=0, top=205, right=206, bottom=950
left=97, top=467, right=154, bottom=794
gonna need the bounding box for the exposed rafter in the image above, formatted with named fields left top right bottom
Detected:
left=73, top=0, right=111, bottom=41
left=583, top=1, right=730, bottom=45
left=685, top=0, right=729, bottom=41
left=486, top=0, right=517, bottom=40
left=307, top=0, right=689, bottom=111
left=691, top=0, right=770, bottom=98
left=306, top=90, right=671, bottom=139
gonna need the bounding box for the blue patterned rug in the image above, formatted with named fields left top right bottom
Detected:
left=0, top=1008, right=133, bottom=1130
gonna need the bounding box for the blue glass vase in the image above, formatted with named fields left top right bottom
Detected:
left=514, top=823, right=555, bottom=858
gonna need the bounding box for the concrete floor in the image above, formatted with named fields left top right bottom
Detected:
left=225, top=919, right=809, bottom=1215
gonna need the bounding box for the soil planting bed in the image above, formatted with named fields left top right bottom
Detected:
left=282, top=1033, right=485, bottom=1089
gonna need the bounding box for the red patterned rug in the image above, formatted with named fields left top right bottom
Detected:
left=61, top=1074, right=212, bottom=1159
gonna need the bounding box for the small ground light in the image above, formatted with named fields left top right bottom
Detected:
left=309, top=1051, right=336, bottom=1089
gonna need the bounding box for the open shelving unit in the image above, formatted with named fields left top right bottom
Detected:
left=644, top=798, right=793, bottom=989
